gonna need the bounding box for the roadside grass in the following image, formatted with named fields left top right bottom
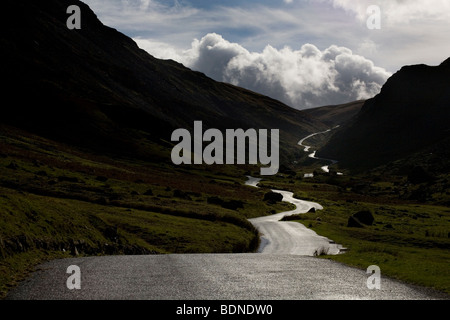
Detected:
left=282, top=184, right=450, bottom=296
left=0, top=249, right=70, bottom=299
left=258, top=130, right=450, bottom=296
left=0, top=128, right=294, bottom=298
left=4, top=125, right=448, bottom=298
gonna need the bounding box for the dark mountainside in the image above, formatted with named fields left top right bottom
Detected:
left=0, top=0, right=331, bottom=297
left=1, top=0, right=450, bottom=300
left=319, top=58, right=450, bottom=172
left=1, top=0, right=325, bottom=163
left=303, top=100, right=365, bottom=127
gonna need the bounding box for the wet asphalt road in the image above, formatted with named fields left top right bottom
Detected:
left=246, top=176, right=345, bottom=256
left=6, top=253, right=446, bottom=300
left=7, top=175, right=449, bottom=300
left=249, top=189, right=344, bottom=255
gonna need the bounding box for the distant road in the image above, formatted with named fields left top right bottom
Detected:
left=6, top=134, right=447, bottom=300
left=298, top=128, right=334, bottom=152
left=298, top=126, right=342, bottom=175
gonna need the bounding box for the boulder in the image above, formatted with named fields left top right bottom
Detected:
left=263, top=191, right=283, bottom=203
left=347, top=210, right=375, bottom=228
left=207, top=196, right=224, bottom=206
left=353, top=210, right=375, bottom=226
left=221, top=200, right=244, bottom=210
left=207, top=196, right=244, bottom=210
left=347, top=215, right=364, bottom=228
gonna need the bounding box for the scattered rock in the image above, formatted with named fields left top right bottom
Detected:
left=263, top=191, right=283, bottom=203
left=347, top=215, right=364, bottom=228
left=207, top=196, right=224, bottom=206
left=207, top=196, right=243, bottom=210
left=173, top=189, right=191, bottom=200
left=103, top=226, right=119, bottom=242
left=221, top=200, right=244, bottom=210
left=353, top=210, right=375, bottom=226
left=71, top=246, right=79, bottom=256
left=347, top=210, right=375, bottom=228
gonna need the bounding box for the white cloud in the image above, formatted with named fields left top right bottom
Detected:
left=330, top=0, right=450, bottom=23
left=85, top=0, right=450, bottom=73
left=135, top=33, right=391, bottom=109
left=85, top=1, right=450, bottom=105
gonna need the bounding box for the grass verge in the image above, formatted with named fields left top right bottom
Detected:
left=282, top=188, right=450, bottom=296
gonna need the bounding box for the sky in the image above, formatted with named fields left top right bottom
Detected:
left=83, top=0, right=450, bottom=109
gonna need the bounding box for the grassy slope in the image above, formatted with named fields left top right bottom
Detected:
left=303, top=100, right=365, bottom=126
left=2, top=118, right=449, bottom=297
left=0, top=125, right=295, bottom=298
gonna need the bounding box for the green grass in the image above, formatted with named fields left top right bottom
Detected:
left=0, top=127, right=295, bottom=298
left=0, top=249, right=70, bottom=298
left=255, top=124, right=450, bottom=296
left=282, top=184, right=450, bottom=296
left=0, top=186, right=263, bottom=297
left=2, top=125, right=449, bottom=298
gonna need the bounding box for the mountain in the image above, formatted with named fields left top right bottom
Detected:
left=318, top=58, right=450, bottom=172
left=0, top=0, right=333, bottom=294
left=1, top=0, right=325, bottom=164
left=303, top=100, right=365, bottom=126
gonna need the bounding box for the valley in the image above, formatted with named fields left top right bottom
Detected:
left=1, top=0, right=449, bottom=301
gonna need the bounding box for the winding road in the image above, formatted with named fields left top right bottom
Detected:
left=246, top=177, right=345, bottom=256
left=299, top=126, right=342, bottom=175
left=6, top=132, right=446, bottom=300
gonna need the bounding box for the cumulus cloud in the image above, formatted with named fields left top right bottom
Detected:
left=136, top=34, right=391, bottom=109
left=87, top=0, right=450, bottom=73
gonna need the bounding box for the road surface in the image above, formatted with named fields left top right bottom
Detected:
left=299, top=126, right=343, bottom=175
left=248, top=188, right=345, bottom=256
left=6, top=133, right=448, bottom=300
left=7, top=179, right=446, bottom=300
left=6, top=254, right=445, bottom=300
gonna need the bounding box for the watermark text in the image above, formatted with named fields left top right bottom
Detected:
left=171, top=121, right=279, bottom=175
